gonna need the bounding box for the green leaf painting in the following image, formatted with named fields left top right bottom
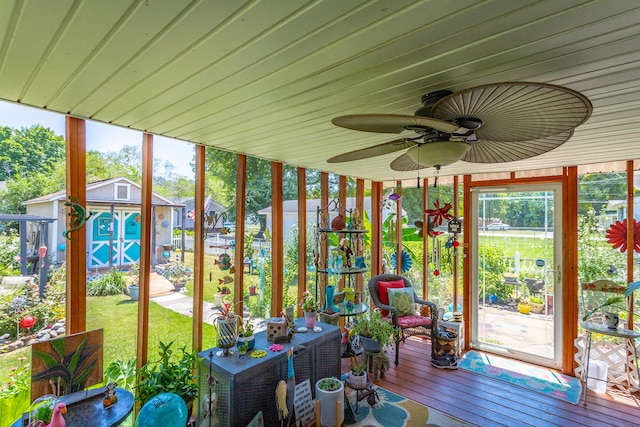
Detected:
left=31, top=329, right=103, bottom=400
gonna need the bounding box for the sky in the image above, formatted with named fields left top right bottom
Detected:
left=0, top=100, right=195, bottom=177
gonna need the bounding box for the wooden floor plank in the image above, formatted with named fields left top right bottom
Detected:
left=341, top=336, right=640, bottom=427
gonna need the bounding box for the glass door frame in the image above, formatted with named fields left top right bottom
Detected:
left=470, top=182, right=564, bottom=368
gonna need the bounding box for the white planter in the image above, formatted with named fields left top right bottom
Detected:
left=315, top=378, right=344, bottom=427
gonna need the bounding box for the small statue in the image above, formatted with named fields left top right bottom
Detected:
left=103, top=382, right=118, bottom=408
left=339, top=238, right=353, bottom=267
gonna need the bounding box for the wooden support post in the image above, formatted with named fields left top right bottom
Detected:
left=137, top=133, right=153, bottom=370
left=192, top=145, right=206, bottom=351
left=234, top=154, right=247, bottom=318
left=297, top=167, right=307, bottom=318
left=271, top=162, right=284, bottom=316
left=65, top=116, right=86, bottom=334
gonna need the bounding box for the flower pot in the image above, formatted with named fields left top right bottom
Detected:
left=529, top=302, right=544, bottom=314
left=319, top=310, right=340, bottom=326
left=518, top=304, right=530, bottom=315
left=604, top=311, right=619, bottom=329
left=215, top=315, right=239, bottom=356
left=237, top=334, right=255, bottom=351
left=359, top=336, right=381, bottom=353
left=348, top=371, right=367, bottom=389
left=129, top=285, right=139, bottom=301
left=315, top=378, right=344, bottom=427
left=304, top=310, right=317, bottom=328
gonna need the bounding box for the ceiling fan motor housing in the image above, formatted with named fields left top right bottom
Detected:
left=414, top=90, right=452, bottom=117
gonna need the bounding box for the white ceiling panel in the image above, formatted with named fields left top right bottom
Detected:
left=1, top=0, right=640, bottom=182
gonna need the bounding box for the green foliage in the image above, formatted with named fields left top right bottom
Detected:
left=0, top=278, right=65, bottom=341
left=478, top=244, right=508, bottom=302
left=577, top=208, right=625, bottom=283
left=0, top=125, right=65, bottom=181
left=0, top=230, right=20, bottom=276
left=349, top=359, right=367, bottom=375
left=135, top=341, right=199, bottom=406
left=104, top=357, right=137, bottom=392
left=352, top=311, right=398, bottom=347
left=581, top=296, right=625, bottom=322
left=317, top=377, right=341, bottom=391
left=87, top=268, right=127, bottom=296
left=0, top=359, right=30, bottom=398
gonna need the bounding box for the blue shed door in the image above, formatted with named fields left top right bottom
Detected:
left=89, top=210, right=140, bottom=268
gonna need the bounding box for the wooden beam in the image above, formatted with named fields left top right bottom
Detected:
left=562, top=166, right=579, bottom=374
left=462, top=174, right=472, bottom=353
left=137, top=133, right=153, bottom=370
left=627, top=160, right=635, bottom=329
left=355, top=179, right=364, bottom=293
left=423, top=178, right=429, bottom=299
left=65, top=116, right=86, bottom=334
left=452, top=175, right=459, bottom=313
left=320, top=173, right=329, bottom=292
left=271, top=162, right=284, bottom=316
left=395, top=181, right=402, bottom=274
left=297, top=167, right=307, bottom=317
left=234, top=154, right=247, bottom=318
left=339, top=175, right=347, bottom=290
left=371, top=181, right=383, bottom=276
left=192, top=145, right=206, bottom=351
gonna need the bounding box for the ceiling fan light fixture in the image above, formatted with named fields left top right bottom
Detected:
left=406, top=141, right=471, bottom=168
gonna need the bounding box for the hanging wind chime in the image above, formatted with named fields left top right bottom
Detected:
left=424, top=175, right=453, bottom=277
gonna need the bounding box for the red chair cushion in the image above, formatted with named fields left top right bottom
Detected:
left=377, top=280, right=405, bottom=315
left=397, top=314, right=432, bottom=329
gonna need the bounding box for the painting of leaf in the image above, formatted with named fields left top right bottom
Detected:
left=31, top=329, right=103, bottom=400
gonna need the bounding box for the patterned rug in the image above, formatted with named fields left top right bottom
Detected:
left=458, top=350, right=582, bottom=405
left=343, top=385, right=470, bottom=427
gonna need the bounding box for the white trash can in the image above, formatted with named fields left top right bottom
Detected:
left=586, top=359, right=608, bottom=393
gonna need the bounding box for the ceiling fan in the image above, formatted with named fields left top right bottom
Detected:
left=328, top=82, right=592, bottom=171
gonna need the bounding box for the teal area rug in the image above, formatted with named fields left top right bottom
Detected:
left=343, top=385, right=470, bottom=427
left=458, top=351, right=582, bottom=405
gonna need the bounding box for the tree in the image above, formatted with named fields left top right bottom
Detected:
left=0, top=125, right=65, bottom=180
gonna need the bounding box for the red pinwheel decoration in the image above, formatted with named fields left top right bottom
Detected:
left=605, top=218, right=640, bottom=253
left=426, top=199, right=453, bottom=228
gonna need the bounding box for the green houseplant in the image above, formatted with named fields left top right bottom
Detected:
left=352, top=310, right=398, bottom=352
left=135, top=341, right=199, bottom=408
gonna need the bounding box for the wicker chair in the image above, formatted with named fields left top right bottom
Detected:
left=367, top=274, right=438, bottom=366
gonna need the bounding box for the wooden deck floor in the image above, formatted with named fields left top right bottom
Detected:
left=341, top=336, right=640, bottom=426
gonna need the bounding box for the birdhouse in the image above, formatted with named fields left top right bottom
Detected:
left=448, top=218, right=462, bottom=234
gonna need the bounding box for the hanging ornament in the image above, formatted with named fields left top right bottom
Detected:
left=425, top=199, right=453, bottom=227
left=605, top=218, right=640, bottom=253
left=215, top=253, right=231, bottom=270
left=433, top=269, right=440, bottom=276
left=389, top=182, right=402, bottom=201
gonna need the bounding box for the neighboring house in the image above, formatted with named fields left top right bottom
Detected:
left=171, top=196, right=226, bottom=231
left=258, top=197, right=402, bottom=238
left=24, top=177, right=184, bottom=268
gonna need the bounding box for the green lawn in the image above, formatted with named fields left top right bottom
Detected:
left=0, top=295, right=217, bottom=384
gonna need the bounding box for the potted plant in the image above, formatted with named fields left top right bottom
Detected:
left=528, top=296, right=545, bottom=314
left=315, top=377, right=344, bottom=427
left=213, top=301, right=239, bottom=356
left=301, top=290, right=321, bottom=329
left=135, top=341, right=199, bottom=414
left=236, top=318, right=255, bottom=351
left=348, top=358, right=368, bottom=389
left=352, top=310, right=398, bottom=353
left=518, top=300, right=531, bottom=315
left=128, top=262, right=140, bottom=301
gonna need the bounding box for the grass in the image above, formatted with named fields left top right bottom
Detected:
left=0, top=295, right=217, bottom=382
left=180, top=251, right=260, bottom=303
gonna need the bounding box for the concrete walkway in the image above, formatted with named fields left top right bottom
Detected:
left=151, top=292, right=220, bottom=325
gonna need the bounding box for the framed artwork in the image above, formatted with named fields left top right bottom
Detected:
left=31, top=329, right=103, bottom=400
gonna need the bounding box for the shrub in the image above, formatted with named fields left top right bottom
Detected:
left=0, top=230, right=20, bottom=277
left=87, top=268, right=127, bottom=296
left=0, top=280, right=64, bottom=341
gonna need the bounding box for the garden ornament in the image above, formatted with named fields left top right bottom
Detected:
left=64, top=196, right=93, bottom=241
